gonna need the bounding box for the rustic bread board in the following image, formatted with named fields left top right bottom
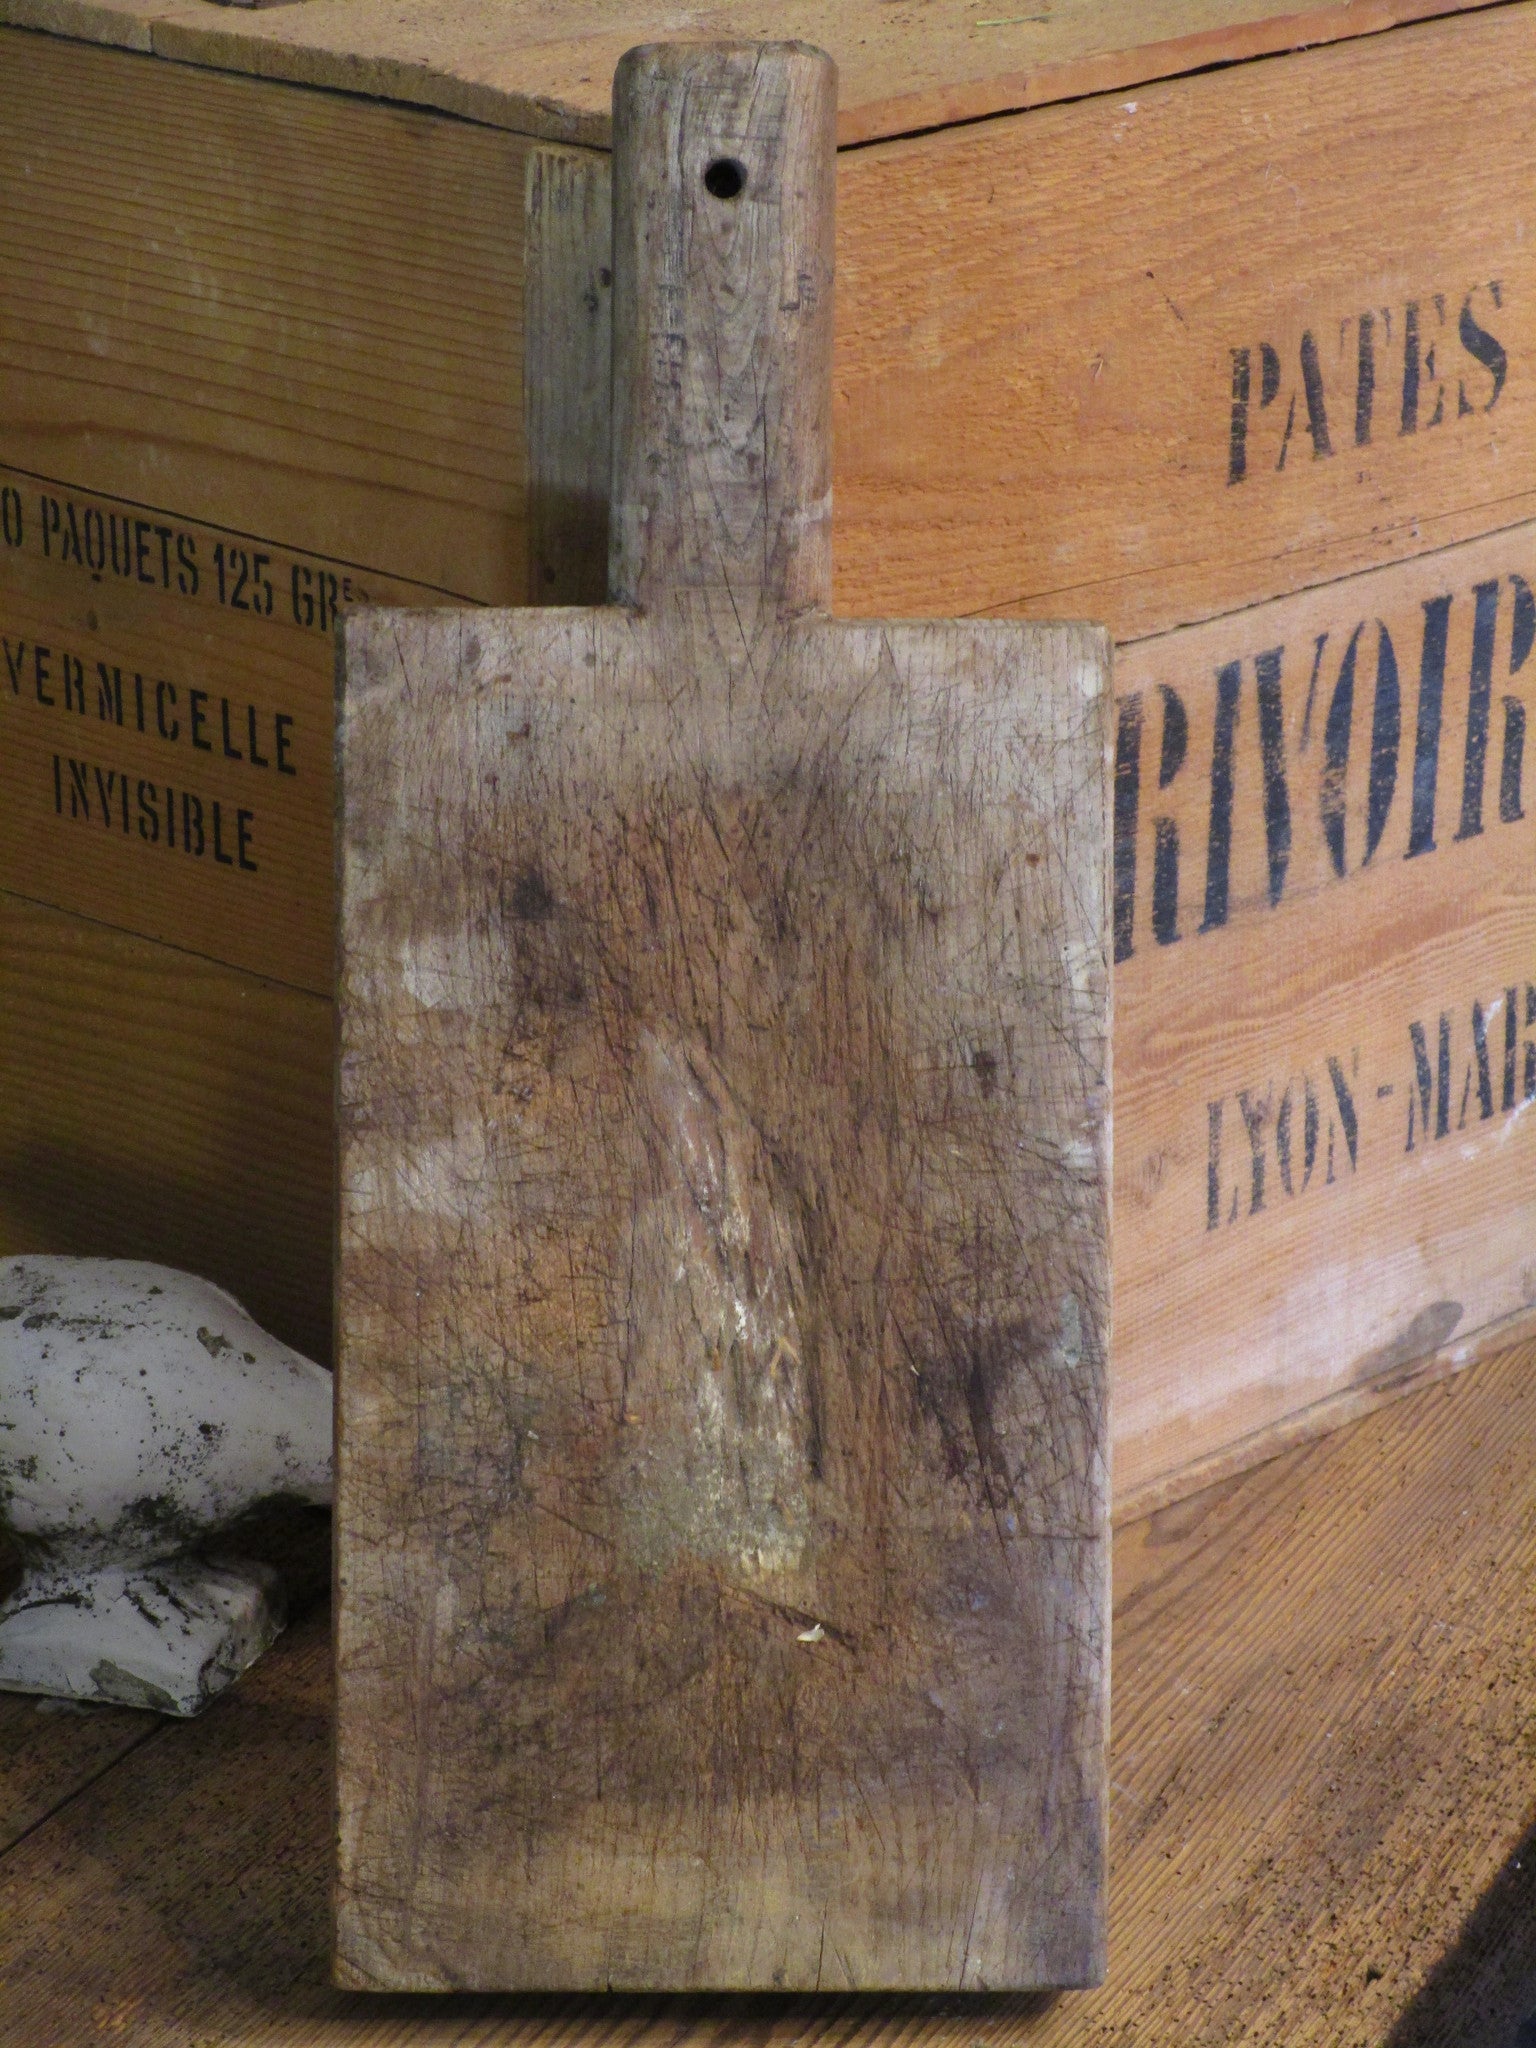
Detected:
left=334, top=44, right=1112, bottom=1989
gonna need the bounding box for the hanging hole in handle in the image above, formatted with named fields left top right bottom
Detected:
left=703, top=157, right=746, bottom=201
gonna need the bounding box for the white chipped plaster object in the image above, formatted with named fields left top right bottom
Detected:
left=0, top=1257, right=332, bottom=1715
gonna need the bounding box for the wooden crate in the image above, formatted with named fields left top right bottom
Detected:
left=1, top=0, right=1532, bottom=1509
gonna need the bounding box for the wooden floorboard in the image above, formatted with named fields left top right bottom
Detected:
left=0, top=1690, right=157, bottom=1857
left=2, top=1347, right=1534, bottom=2042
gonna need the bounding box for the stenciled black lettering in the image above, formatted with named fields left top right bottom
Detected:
left=1503, top=575, right=1534, bottom=824
left=1503, top=985, right=1519, bottom=1113
left=83, top=506, right=106, bottom=576
left=1112, top=694, right=1141, bottom=963
left=156, top=680, right=179, bottom=742
left=1324, top=620, right=1403, bottom=876
left=1407, top=594, right=1453, bottom=858
left=1153, top=685, right=1188, bottom=946
left=96, top=664, right=123, bottom=726
left=237, top=809, right=257, bottom=873
left=59, top=500, right=83, bottom=568
left=1471, top=1000, right=1496, bottom=1121
left=1456, top=578, right=1500, bottom=840
left=0, top=486, right=22, bottom=549
left=3, top=638, right=25, bottom=695
left=275, top=712, right=296, bottom=775
left=1299, top=332, right=1334, bottom=459
left=1355, top=311, right=1376, bottom=448
left=1401, top=302, right=1421, bottom=435
left=1407, top=1013, right=1453, bottom=1146
left=1326, top=1054, right=1359, bottom=1176
left=220, top=698, right=243, bottom=763
left=1458, top=283, right=1507, bottom=416
left=1237, top=1088, right=1271, bottom=1214
left=1275, top=1077, right=1319, bottom=1196
left=1228, top=349, right=1251, bottom=485
left=1254, top=646, right=1291, bottom=905
left=137, top=779, right=159, bottom=845
left=1201, top=661, right=1241, bottom=932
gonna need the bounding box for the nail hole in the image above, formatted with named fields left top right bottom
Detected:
left=703, top=157, right=746, bottom=200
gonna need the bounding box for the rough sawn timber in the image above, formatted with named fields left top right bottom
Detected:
left=0, top=0, right=1504, bottom=146
left=334, top=43, right=1112, bottom=1991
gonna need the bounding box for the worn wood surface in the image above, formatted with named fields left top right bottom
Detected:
left=5, top=1, right=1536, bottom=1522
left=525, top=150, right=611, bottom=611
left=1110, top=518, right=1536, bottom=1500
left=0, top=890, right=334, bottom=1364
left=7, top=8, right=1535, bottom=987
left=0, top=1689, right=156, bottom=1854
left=4, top=1337, right=1536, bottom=2039
left=834, top=3, right=1536, bottom=639
left=335, top=44, right=1111, bottom=1991
left=0, top=38, right=532, bottom=601
left=0, top=0, right=1503, bottom=145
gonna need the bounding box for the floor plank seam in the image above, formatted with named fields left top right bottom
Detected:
left=0, top=1713, right=166, bottom=1866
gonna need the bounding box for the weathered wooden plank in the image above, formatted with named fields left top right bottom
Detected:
left=0, top=1692, right=156, bottom=1855
left=0, top=0, right=1503, bottom=146
left=1111, top=519, right=1536, bottom=1501
left=335, top=44, right=1111, bottom=1991
left=12, top=480, right=1533, bottom=1517
left=834, top=1, right=1536, bottom=638
left=0, top=463, right=457, bottom=993
left=5, top=6, right=1535, bottom=1522
left=0, top=34, right=531, bottom=598
left=9, top=5, right=1531, bottom=993
left=2, top=1337, right=1534, bottom=2040
left=0, top=891, right=334, bottom=1365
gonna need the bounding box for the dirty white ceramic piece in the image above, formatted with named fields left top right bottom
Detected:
left=0, top=1256, right=332, bottom=1714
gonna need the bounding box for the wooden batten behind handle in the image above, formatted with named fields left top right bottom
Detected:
left=607, top=41, right=837, bottom=620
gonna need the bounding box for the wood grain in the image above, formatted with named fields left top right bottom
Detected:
left=0, top=1692, right=156, bottom=1855
left=4, top=1335, right=1536, bottom=2040
left=0, top=891, right=334, bottom=1364
left=5, top=4, right=1535, bottom=1519
left=525, top=150, right=611, bottom=610
left=335, top=45, right=1111, bottom=1991
left=1111, top=519, right=1536, bottom=1499
left=0, top=0, right=1503, bottom=146
left=833, top=1, right=1536, bottom=639
left=0, top=30, right=530, bottom=599
left=0, top=464, right=456, bottom=992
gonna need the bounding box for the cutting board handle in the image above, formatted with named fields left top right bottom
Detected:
left=608, top=41, right=837, bottom=623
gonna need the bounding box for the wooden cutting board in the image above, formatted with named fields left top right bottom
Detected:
left=333, top=40, right=1112, bottom=1993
